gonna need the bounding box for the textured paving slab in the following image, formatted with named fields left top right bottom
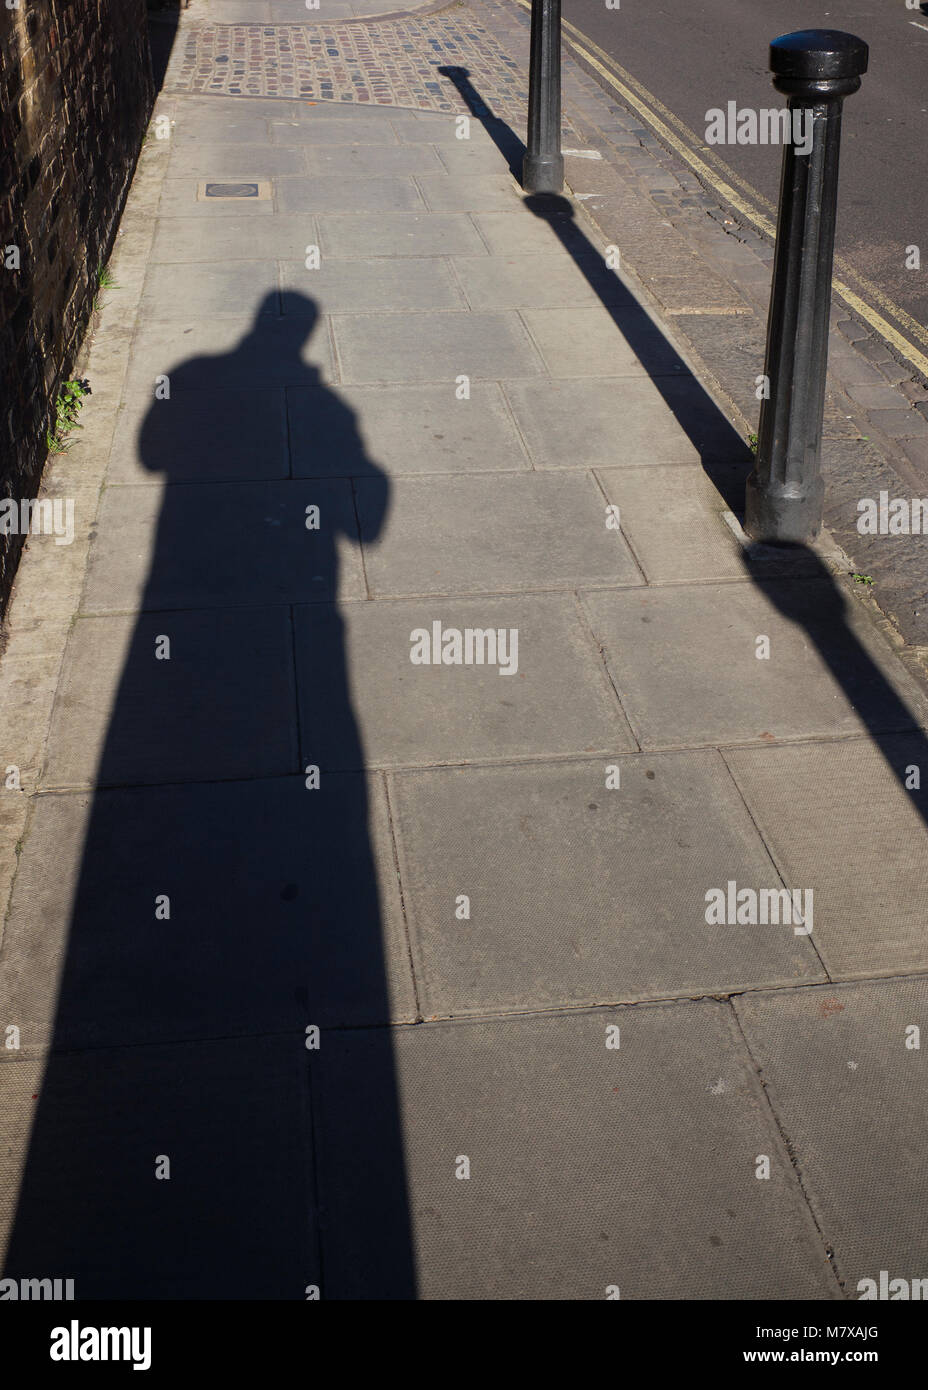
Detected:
left=735, top=979, right=928, bottom=1295
left=294, top=595, right=634, bottom=767
left=356, top=472, right=641, bottom=595
left=277, top=174, right=426, bottom=213
left=389, top=753, right=823, bottom=1015
left=597, top=466, right=749, bottom=582
left=166, top=141, right=309, bottom=178
left=331, top=310, right=543, bottom=383
left=452, top=253, right=623, bottom=310
left=270, top=117, right=403, bottom=146
left=472, top=210, right=593, bottom=257
left=521, top=307, right=690, bottom=380
left=302, top=141, right=445, bottom=177
left=503, top=376, right=749, bottom=469
left=435, top=142, right=515, bottom=176
left=150, top=214, right=318, bottom=262
left=315, top=1003, right=838, bottom=1298
left=318, top=212, right=487, bottom=258
left=582, top=581, right=928, bottom=750
left=287, top=382, right=529, bottom=475
left=107, top=389, right=289, bottom=483
left=82, top=480, right=367, bottom=612
left=140, top=261, right=282, bottom=319
left=42, top=610, right=297, bottom=788
left=0, top=775, right=414, bottom=1050
left=0, top=1036, right=317, bottom=1298
left=171, top=111, right=272, bottom=145
left=724, top=738, right=928, bottom=978
left=279, top=257, right=465, bottom=312
left=416, top=173, right=520, bottom=212
left=122, top=316, right=335, bottom=394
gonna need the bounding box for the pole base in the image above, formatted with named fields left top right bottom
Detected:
left=522, top=151, right=564, bottom=194
left=744, top=470, right=824, bottom=544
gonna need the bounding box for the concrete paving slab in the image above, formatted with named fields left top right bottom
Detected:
left=271, top=117, right=400, bottom=145
left=735, top=979, right=928, bottom=1294
left=503, top=376, right=749, bottom=468
left=597, top=466, right=749, bottom=582
left=473, top=209, right=589, bottom=257
left=724, top=738, right=928, bottom=978
left=276, top=175, right=425, bottom=214
left=303, top=142, right=445, bottom=177
left=453, top=253, right=623, bottom=309
left=389, top=753, right=823, bottom=1016
left=436, top=142, right=516, bottom=176
left=0, top=774, right=414, bottom=1050
left=166, top=143, right=308, bottom=178
left=318, top=212, right=487, bottom=259
left=279, top=257, right=465, bottom=312
left=521, top=307, right=689, bottom=380
left=315, top=1003, right=837, bottom=1298
left=356, top=472, right=642, bottom=595
left=140, top=261, right=281, bottom=320
left=82, top=480, right=367, bottom=612
left=287, top=382, right=530, bottom=475
left=122, top=316, right=334, bottom=395
left=332, top=310, right=543, bottom=383
left=0, top=1036, right=316, bottom=1298
left=416, top=173, right=521, bottom=212
left=391, top=115, right=496, bottom=145
left=151, top=215, right=317, bottom=263
left=582, top=581, right=928, bottom=750
left=172, top=113, right=271, bottom=146
left=107, top=389, right=289, bottom=484
left=42, top=609, right=297, bottom=788
left=294, top=594, right=634, bottom=767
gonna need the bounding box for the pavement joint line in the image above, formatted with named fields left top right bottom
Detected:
left=28, top=731, right=918, bottom=799
left=4, top=968, right=928, bottom=1058
left=716, top=752, right=833, bottom=982
left=586, top=469, right=649, bottom=587
left=729, top=1000, right=847, bottom=1296
left=381, top=768, right=424, bottom=1023
left=568, top=588, right=641, bottom=750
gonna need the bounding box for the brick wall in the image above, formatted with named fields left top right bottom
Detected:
left=0, top=0, right=153, bottom=612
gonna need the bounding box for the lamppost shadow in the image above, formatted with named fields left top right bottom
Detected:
left=438, top=64, right=754, bottom=512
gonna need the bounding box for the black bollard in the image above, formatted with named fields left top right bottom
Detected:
left=745, top=31, right=868, bottom=544
left=523, top=0, right=564, bottom=194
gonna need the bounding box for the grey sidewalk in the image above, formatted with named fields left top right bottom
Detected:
left=1, top=2, right=927, bottom=1300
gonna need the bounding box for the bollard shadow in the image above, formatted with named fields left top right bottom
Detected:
left=2, top=291, right=417, bottom=1298
left=440, top=67, right=928, bottom=828
left=739, top=544, right=928, bottom=827
left=438, top=65, right=754, bottom=510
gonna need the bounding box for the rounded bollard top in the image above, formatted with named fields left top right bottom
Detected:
left=770, top=30, right=868, bottom=83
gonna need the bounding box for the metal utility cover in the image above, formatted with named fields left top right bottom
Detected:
left=197, top=181, right=272, bottom=201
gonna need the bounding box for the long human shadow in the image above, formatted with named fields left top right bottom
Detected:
left=2, top=291, right=417, bottom=1298
left=438, top=65, right=753, bottom=510
left=441, top=66, right=928, bottom=819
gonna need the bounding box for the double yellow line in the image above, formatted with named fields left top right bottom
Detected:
left=512, top=0, right=928, bottom=380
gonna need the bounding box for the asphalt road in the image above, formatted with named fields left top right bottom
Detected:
left=564, top=0, right=928, bottom=351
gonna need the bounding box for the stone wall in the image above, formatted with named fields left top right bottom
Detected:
left=0, top=0, right=153, bottom=612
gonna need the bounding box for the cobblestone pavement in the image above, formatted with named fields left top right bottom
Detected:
left=168, top=7, right=529, bottom=116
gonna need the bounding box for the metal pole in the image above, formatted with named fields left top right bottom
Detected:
left=523, top=0, right=564, bottom=194
left=744, top=30, right=868, bottom=544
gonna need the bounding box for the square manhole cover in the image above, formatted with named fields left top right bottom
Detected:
left=196, top=181, right=272, bottom=201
